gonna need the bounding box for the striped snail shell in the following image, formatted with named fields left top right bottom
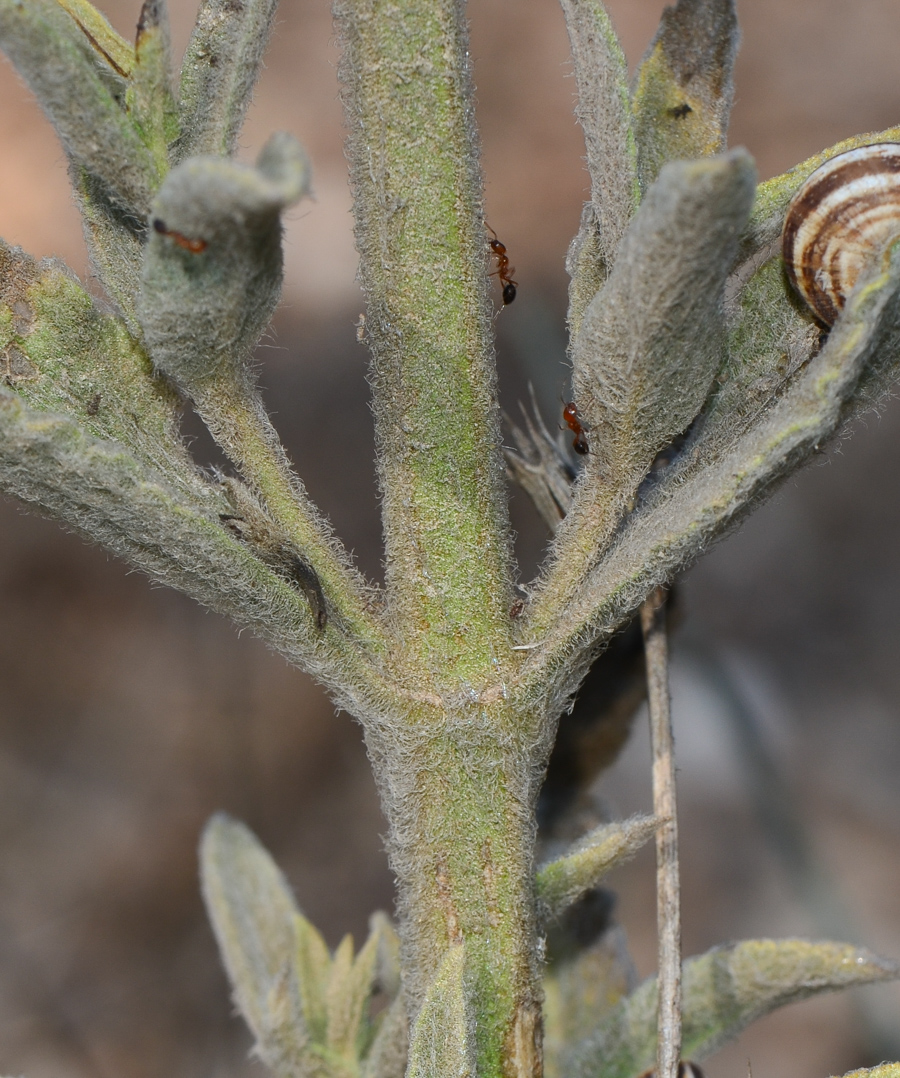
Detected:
left=782, top=142, right=900, bottom=326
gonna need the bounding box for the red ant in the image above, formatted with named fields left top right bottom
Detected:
left=563, top=401, right=589, bottom=455
left=486, top=223, right=517, bottom=305
left=152, top=218, right=208, bottom=254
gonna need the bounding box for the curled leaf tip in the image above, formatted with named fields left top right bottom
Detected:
left=256, top=130, right=313, bottom=202
left=56, top=0, right=134, bottom=76
left=139, top=132, right=311, bottom=391
left=136, top=0, right=162, bottom=40
left=537, top=815, right=659, bottom=918
left=632, top=0, right=739, bottom=191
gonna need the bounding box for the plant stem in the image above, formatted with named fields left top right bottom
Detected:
left=376, top=703, right=542, bottom=1078
left=335, top=0, right=513, bottom=684
left=641, top=587, right=681, bottom=1078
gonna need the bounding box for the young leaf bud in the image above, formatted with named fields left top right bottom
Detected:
left=139, top=131, right=311, bottom=395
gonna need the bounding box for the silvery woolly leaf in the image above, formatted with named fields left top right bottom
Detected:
left=295, top=913, right=332, bottom=1045
left=0, top=240, right=205, bottom=494
left=563, top=939, right=900, bottom=1078
left=73, top=167, right=145, bottom=333
left=200, top=814, right=309, bottom=1076
left=572, top=149, right=755, bottom=501
left=361, top=996, right=407, bottom=1078
left=128, top=0, right=179, bottom=176
left=558, top=0, right=638, bottom=336
left=835, top=1067, right=900, bottom=1078
left=0, top=0, right=158, bottom=213
left=139, top=131, right=310, bottom=396
left=632, top=0, right=739, bottom=193
left=0, top=393, right=348, bottom=672
left=326, top=929, right=379, bottom=1062
left=369, top=911, right=401, bottom=1001
left=178, top=0, right=280, bottom=160
left=682, top=252, right=819, bottom=476
left=536, top=816, right=658, bottom=919
left=558, top=0, right=637, bottom=267
left=544, top=926, right=635, bottom=1078
left=406, top=946, right=474, bottom=1078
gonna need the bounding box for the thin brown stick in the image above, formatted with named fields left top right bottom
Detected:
left=641, top=587, right=682, bottom=1078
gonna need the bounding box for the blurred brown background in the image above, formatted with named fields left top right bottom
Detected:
left=2, top=1, right=900, bottom=1076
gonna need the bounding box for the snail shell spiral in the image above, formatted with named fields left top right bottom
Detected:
left=782, top=142, right=900, bottom=326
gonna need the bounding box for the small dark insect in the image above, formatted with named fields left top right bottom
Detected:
left=668, top=102, right=693, bottom=119
left=486, top=223, right=518, bottom=305
left=86, top=392, right=101, bottom=416
left=509, top=598, right=525, bottom=619
left=152, top=217, right=208, bottom=254
left=563, top=401, right=589, bottom=455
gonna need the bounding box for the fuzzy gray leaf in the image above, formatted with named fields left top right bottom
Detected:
left=178, top=0, right=280, bottom=160
left=681, top=251, right=819, bottom=473
left=369, top=912, right=402, bottom=1002
left=326, top=930, right=379, bottom=1063
left=0, top=240, right=200, bottom=490
left=139, top=132, right=310, bottom=394
left=0, top=383, right=366, bottom=705
left=632, top=0, right=739, bottom=193
left=835, top=1067, right=900, bottom=1078
left=200, top=814, right=309, bottom=1076
left=294, top=913, right=332, bottom=1046
left=537, top=816, right=658, bottom=919
left=635, top=230, right=817, bottom=501
left=73, top=167, right=145, bottom=332
left=572, top=149, right=755, bottom=499
left=566, top=204, right=611, bottom=343
left=361, top=996, right=407, bottom=1078
left=558, top=0, right=638, bottom=268
left=129, top=0, right=179, bottom=177
left=0, top=0, right=159, bottom=213
left=544, top=927, right=636, bottom=1078
left=564, top=939, right=900, bottom=1078
left=528, top=231, right=900, bottom=728
left=406, top=946, right=474, bottom=1078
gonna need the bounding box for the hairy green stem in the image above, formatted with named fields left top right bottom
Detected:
left=335, top=2, right=535, bottom=1066
left=336, top=0, right=513, bottom=685
left=376, top=702, right=542, bottom=1078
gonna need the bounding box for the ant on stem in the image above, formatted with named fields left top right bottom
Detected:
left=563, top=400, right=589, bottom=455
left=486, top=223, right=517, bottom=305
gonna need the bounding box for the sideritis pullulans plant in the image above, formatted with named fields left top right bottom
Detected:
left=2, top=1, right=900, bottom=1077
